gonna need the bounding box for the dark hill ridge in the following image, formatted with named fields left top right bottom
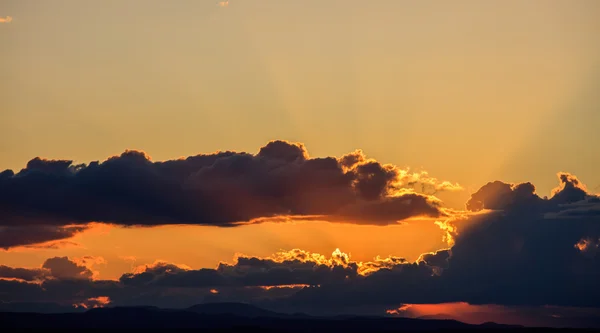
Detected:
left=0, top=301, right=85, bottom=314
left=418, top=311, right=600, bottom=329
left=0, top=302, right=581, bottom=332
left=186, top=302, right=283, bottom=317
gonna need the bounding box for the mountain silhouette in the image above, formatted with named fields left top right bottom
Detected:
left=186, top=302, right=283, bottom=317
left=0, top=302, right=538, bottom=332
left=417, top=313, right=458, bottom=321
left=0, top=302, right=85, bottom=314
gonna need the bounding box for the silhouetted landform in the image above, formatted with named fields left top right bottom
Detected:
left=0, top=301, right=86, bottom=314
left=187, top=302, right=286, bottom=317
left=417, top=313, right=600, bottom=330
left=0, top=302, right=592, bottom=332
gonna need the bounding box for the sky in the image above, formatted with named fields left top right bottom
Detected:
left=1, top=0, right=600, bottom=326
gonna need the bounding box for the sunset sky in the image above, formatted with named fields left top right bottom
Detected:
left=1, top=0, right=600, bottom=326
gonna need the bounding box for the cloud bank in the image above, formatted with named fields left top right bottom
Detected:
left=0, top=248, right=446, bottom=311
left=282, top=172, right=600, bottom=311
left=0, top=141, right=457, bottom=248
left=4, top=172, right=597, bottom=315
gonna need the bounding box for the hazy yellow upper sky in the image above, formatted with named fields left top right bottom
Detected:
left=2, top=0, right=599, bottom=195
left=1, top=1, right=600, bottom=277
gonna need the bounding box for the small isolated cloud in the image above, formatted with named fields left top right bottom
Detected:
left=386, top=304, right=412, bottom=315
left=74, top=296, right=111, bottom=309
left=218, top=1, right=229, bottom=7
left=575, top=237, right=600, bottom=258
left=0, top=16, right=12, bottom=23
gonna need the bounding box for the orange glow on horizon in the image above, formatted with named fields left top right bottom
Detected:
left=258, top=284, right=313, bottom=290
left=0, top=220, right=448, bottom=281
left=386, top=302, right=518, bottom=324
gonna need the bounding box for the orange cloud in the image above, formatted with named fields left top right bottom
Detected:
left=387, top=302, right=481, bottom=318
left=575, top=237, right=600, bottom=257
left=386, top=304, right=412, bottom=315
left=434, top=209, right=493, bottom=247
left=258, top=284, right=312, bottom=290
left=74, top=296, right=111, bottom=309
left=0, top=16, right=12, bottom=23
left=72, top=256, right=107, bottom=279
left=434, top=219, right=459, bottom=247
left=233, top=248, right=352, bottom=270
left=356, top=255, right=407, bottom=275
left=384, top=302, right=598, bottom=327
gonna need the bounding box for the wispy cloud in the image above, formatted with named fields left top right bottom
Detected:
left=218, top=1, right=229, bottom=7
left=0, top=16, right=12, bottom=23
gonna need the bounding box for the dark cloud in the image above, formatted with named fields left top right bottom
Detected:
left=42, top=257, right=94, bottom=280
left=0, top=225, right=88, bottom=250
left=281, top=259, right=447, bottom=315
left=0, top=252, right=339, bottom=310
left=551, top=172, right=589, bottom=204
left=0, top=266, right=46, bottom=282
left=465, top=172, right=592, bottom=213
left=280, top=172, right=600, bottom=311
left=0, top=246, right=477, bottom=314
left=120, top=249, right=360, bottom=289
left=339, top=149, right=365, bottom=169
left=0, top=140, right=453, bottom=248
left=352, top=161, right=398, bottom=200
left=438, top=191, right=600, bottom=307
left=332, top=194, right=443, bottom=225
left=465, top=181, right=541, bottom=212
left=0, top=257, right=121, bottom=309
left=0, top=279, right=46, bottom=303
left=256, top=140, right=309, bottom=162
left=0, top=249, right=429, bottom=310
left=0, top=256, right=96, bottom=284
left=417, top=249, right=451, bottom=270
